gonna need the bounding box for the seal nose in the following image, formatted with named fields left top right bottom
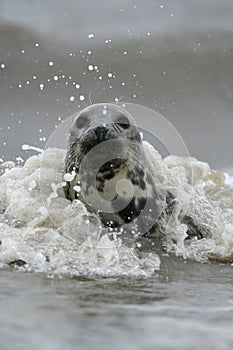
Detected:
left=94, top=126, right=108, bottom=141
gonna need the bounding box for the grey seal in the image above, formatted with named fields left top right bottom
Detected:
left=64, top=103, right=166, bottom=240
left=64, top=103, right=211, bottom=243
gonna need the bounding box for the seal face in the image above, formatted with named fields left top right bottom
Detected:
left=64, top=103, right=165, bottom=239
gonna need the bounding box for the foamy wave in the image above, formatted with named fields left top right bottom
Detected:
left=0, top=147, right=160, bottom=277
left=1, top=143, right=233, bottom=277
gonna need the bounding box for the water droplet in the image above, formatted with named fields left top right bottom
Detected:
left=53, top=75, right=58, bottom=81
left=88, top=64, right=94, bottom=71
left=35, top=43, right=39, bottom=47
left=107, top=72, right=113, bottom=78
left=88, top=34, right=94, bottom=39
left=69, top=96, right=75, bottom=102
left=1, top=63, right=6, bottom=69
left=64, top=171, right=76, bottom=182
left=73, top=185, right=81, bottom=192
left=79, top=95, right=85, bottom=101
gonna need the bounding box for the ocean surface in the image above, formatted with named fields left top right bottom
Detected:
left=1, top=0, right=233, bottom=349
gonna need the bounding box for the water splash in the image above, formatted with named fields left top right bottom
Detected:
left=1, top=143, right=233, bottom=278
left=22, top=144, right=44, bottom=153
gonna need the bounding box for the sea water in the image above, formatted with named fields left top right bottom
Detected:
left=1, top=0, right=233, bottom=348
left=1, top=143, right=233, bottom=350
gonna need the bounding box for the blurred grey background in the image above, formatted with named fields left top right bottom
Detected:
left=0, top=0, right=233, bottom=172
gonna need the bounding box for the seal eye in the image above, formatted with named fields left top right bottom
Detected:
left=75, top=115, right=88, bottom=129
left=116, top=116, right=130, bottom=129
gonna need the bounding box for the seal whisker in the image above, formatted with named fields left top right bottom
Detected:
left=88, top=91, right=93, bottom=105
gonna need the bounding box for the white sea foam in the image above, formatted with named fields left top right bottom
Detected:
left=0, top=142, right=233, bottom=277
left=0, top=146, right=161, bottom=277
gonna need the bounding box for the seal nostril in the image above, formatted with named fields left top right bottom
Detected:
left=94, top=126, right=108, bottom=141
